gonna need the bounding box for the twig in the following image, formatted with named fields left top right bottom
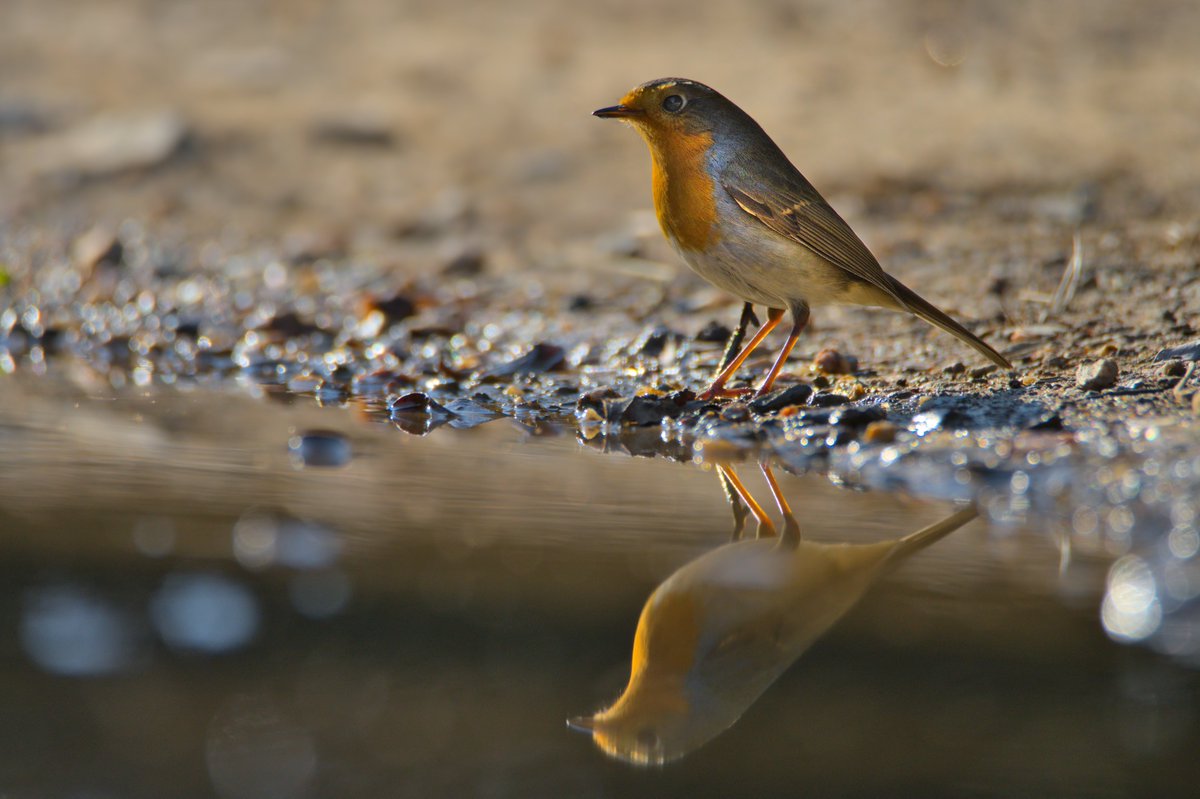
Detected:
left=1042, top=232, right=1083, bottom=322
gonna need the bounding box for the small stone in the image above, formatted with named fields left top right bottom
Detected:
left=363, top=293, right=416, bottom=323
left=694, top=320, right=732, bottom=343
left=481, top=343, right=565, bottom=380
left=809, top=392, right=850, bottom=408
left=828, top=406, right=886, bottom=428
left=749, top=383, right=813, bottom=414
left=969, top=364, right=997, bottom=379
left=942, top=361, right=966, bottom=376
left=632, top=326, right=679, bottom=358
left=72, top=226, right=123, bottom=271
left=812, top=348, right=857, bottom=375
left=442, top=247, right=486, bottom=277
left=1160, top=359, right=1187, bottom=378
left=1076, top=358, right=1118, bottom=391
left=28, top=110, right=189, bottom=180
left=719, top=403, right=751, bottom=423
left=862, top=420, right=898, bottom=444
left=309, top=111, right=396, bottom=148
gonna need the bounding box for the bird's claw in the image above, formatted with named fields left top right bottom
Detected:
left=698, top=385, right=755, bottom=402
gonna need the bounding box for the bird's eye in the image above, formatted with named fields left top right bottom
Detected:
left=661, top=94, right=685, bottom=113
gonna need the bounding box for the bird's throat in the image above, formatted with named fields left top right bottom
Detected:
left=645, top=129, right=718, bottom=253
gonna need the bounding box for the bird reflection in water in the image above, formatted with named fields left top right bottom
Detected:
left=568, top=462, right=978, bottom=765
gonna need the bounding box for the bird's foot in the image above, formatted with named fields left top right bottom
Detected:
left=698, top=385, right=754, bottom=402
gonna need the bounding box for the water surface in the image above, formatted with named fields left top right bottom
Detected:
left=0, top=376, right=1196, bottom=798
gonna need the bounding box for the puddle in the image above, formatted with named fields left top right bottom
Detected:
left=1, top=375, right=1198, bottom=797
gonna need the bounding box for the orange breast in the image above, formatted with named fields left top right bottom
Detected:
left=646, top=129, right=718, bottom=252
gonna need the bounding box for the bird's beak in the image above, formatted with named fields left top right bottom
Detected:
left=593, top=104, right=642, bottom=119
left=566, top=715, right=597, bottom=733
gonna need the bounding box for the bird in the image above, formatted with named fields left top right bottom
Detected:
left=594, top=78, right=1012, bottom=400
left=568, top=462, right=979, bottom=765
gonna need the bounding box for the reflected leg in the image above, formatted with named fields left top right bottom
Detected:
left=716, top=465, right=750, bottom=541
left=760, top=462, right=800, bottom=547
left=715, top=464, right=776, bottom=538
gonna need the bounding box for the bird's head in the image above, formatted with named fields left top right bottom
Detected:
left=593, top=78, right=732, bottom=143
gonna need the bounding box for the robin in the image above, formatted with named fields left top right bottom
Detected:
left=594, top=78, right=1012, bottom=400
left=567, top=462, right=978, bottom=765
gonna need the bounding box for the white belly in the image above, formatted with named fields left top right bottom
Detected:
left=666, top=197, right=874, bottom=310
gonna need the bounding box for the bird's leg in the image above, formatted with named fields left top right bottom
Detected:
left=716, top=464, right=776, bottom=538
left=715, top=464, right=750, bottom=541
left=716, top=302, right=760, bottom=374
left=700, top=307, right=783, bottom=401
left=759, top=462, right=800, bottom=548
left=753, top=306, right=810, bottom=398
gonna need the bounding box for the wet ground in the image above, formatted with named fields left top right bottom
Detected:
left=3, top=0, right=1200, bottom=796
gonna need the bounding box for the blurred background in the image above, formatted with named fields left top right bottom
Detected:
left=3, top=0, right=1199, bottom=268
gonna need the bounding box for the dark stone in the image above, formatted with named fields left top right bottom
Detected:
left=621, top=394, right=687, bottom=426
left=828, top=406, right=887, bottom=428
left=750, top=384, right=814, bottom=414
left=633, top=326, right=680, bottom=358
left=388, top=392, right=452, bottom=416
left=567, top=294, right=594, bottom=311
left=481, top=343, right=566, bottom=380
left=1028, top=414, right=1066, bottom=431
left=442, top=248, right=486, bottom=277
left=695, top=320, right=732, bottom=343
left=825, top=427, right=859, bottom=446
left=371, top=294, right=416, bottom=323
left=719, top=403, right=751, bottom=423
left=259, top=311, right=322, bottom=338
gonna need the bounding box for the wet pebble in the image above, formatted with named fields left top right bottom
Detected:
left=809, top=391, right=850, bottom=408
left=389, top=391, right=452, bottom=416
left=862, top=420, right=898, bottom=444
left=749, top=383, right=813, bottom=414
left=719, top=403, right=751, bottom=423
left=288, top=430, right=352, bottom=467
left=1077, top=358, right=1119, bottom=391
left=622, top=391, right=694, bottom=426
left=827, top=406, right=886, bottom=428
left=632, top=326, right=680, bottom=358
left=481, top=343, right=565, bottom=380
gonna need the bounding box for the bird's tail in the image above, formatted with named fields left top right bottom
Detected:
left=888, top=278, right=1012, bottom=369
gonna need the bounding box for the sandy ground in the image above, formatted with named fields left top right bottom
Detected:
left=2, top=0, right=1200, bottom=420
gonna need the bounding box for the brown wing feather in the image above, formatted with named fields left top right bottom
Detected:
left=721, top=176, right=909, bottom=310
left=722, top=169, right=1012, bottom=369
